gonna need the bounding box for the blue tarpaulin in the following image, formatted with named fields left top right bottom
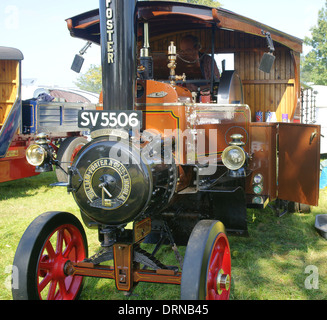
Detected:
left=320, top=160, right=327, bottom=189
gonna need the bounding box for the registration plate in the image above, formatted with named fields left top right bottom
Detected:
left=78, top=110, right=142, bottom=130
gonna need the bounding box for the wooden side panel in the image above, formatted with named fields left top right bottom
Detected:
left=149, top=28, right=298, bottom=122
left=233, top=33, right=296, bottom=122
left=278, top=123, right=320, bottom=206
left=0, top=60, right=19, bottom=126
left=236, top=48, right=296, bottom=122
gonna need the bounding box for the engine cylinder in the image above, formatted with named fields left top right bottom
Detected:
left=71, top=134, right=177, bottom=226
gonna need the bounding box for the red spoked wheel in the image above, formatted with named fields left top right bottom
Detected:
left=206, top=232, right=231, bottom=300
left=12, top=212, right=88, bottom=300
left=37, top=224, right=86, bottom=300
left=181, top=220, right=231, bottom=300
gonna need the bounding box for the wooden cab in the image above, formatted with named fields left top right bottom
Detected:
left=0, top=47, right=23, bottom=128
left=0, top=47, right=24, bottom=158
left=66, top=2, right=303, bottom=121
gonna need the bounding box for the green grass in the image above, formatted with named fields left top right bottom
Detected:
left=1, top=171, right=327, bottom=300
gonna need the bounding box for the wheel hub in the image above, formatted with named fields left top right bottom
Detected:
left=216, top=269, right=230, bottom=295
left=39, top=254, right=68, bottom=279
left=45, top=254, right=69, bottom=280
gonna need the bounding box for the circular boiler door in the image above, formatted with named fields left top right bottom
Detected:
left=71, top=137, right=152, bottom=226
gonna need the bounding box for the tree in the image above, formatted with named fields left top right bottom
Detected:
left=75, top=64, right=102, bottom=93
left=301, top=1, right=327, bottom=85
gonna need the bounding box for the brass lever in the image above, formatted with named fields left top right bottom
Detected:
left=310, top=131, right=317, bottom=145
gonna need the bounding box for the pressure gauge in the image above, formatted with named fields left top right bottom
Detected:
left=253, top=184, right=264, bottom=195
left=253, top=174, right=263, bottom=184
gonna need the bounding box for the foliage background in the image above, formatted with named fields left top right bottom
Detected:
left=301, top=0, right=327, bottom=85
left=75, top=64, right=102, bottom=94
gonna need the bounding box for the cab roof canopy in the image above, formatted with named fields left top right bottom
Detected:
left=66, top=0, right=302, bottom=53
left=0, top=46, right=24, bottom=61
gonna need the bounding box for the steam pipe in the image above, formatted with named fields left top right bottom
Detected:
left=139, top=22, right=154, bottom=79
left=140, top=23, right=150, bottom=58
left=99, top=0, right=137, bottom=111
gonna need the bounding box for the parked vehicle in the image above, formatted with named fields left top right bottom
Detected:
left=0, top=46, right=97, bottom=183
left=12, top=0, right=321, bottom=300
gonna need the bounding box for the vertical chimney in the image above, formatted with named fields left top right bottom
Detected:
left=99, top=0, right=137, bottom=111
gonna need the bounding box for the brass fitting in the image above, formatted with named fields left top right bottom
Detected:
left=167, top=41, right=186, bottom=86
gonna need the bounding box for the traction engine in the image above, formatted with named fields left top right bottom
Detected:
left=11, top=0, right=258, bottom=300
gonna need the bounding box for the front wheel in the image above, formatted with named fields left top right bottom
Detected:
left=12, top=211, right=88, bottom=300
left=181, top=220, right=231, bottom=300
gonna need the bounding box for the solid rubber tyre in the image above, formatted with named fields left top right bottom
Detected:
left=12, top=211, right=88, bottom=300
left=181, top=220, right=231, bottom=300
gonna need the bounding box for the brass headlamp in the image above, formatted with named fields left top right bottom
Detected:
left=222, top=134, right=246, bottom=172
left=26, top=133, right=53, bottom=172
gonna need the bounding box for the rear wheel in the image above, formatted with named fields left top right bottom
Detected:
left=55, top=137, right=88, bottom=182
left=12, top=211, right=88, bottom=300
left=181, top=220, right=231, bottom=300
